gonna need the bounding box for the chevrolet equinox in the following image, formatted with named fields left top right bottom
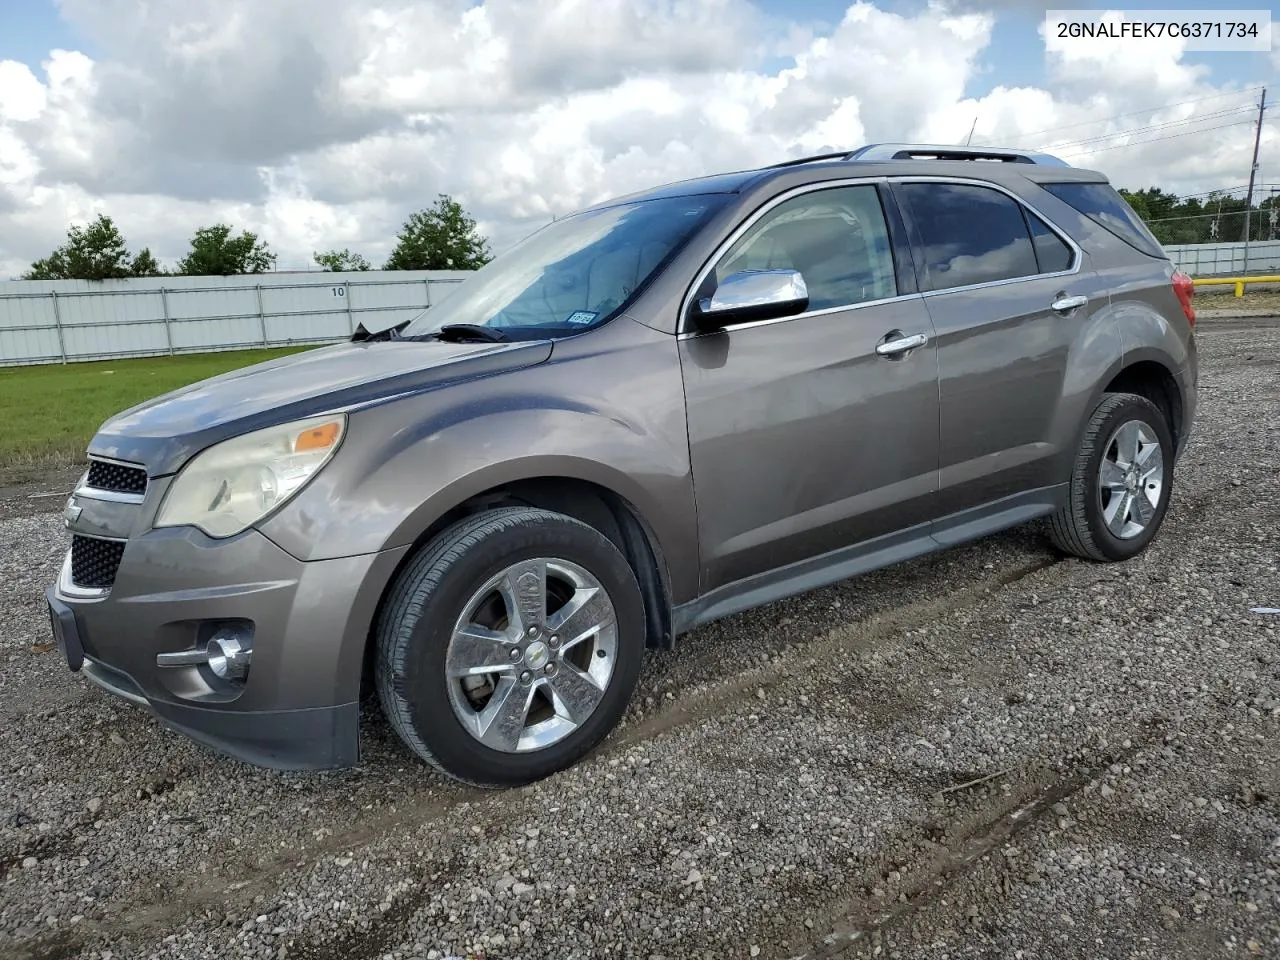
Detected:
left=46, top=144, right=1198, bottom=787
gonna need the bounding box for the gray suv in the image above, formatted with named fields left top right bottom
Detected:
left=46, top=144, right=1198, bottom=786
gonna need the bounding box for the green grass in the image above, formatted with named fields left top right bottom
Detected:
left=0, top=347, right=316, bottom=473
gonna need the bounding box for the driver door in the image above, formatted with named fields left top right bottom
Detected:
left=679, top=182, right=941, bottom=591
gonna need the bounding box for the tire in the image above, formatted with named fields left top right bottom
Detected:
left=375, top=506, right=645, bottom=787
left=1049, top=392, right=1175, bottom=562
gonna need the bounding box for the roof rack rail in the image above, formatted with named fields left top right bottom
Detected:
left=765, top=151, right=856, bottom=169
left=844, top=143, right=1071, bottom=167
left=763, top=143, right=1072, bottom=171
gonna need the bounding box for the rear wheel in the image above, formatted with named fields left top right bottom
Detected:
left=1049, top=392, right=1174, bottom=562
left=375, top=507, right=645, bottom=786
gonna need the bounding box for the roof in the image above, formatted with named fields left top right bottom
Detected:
left=581, top=143, right=1106, bottom=212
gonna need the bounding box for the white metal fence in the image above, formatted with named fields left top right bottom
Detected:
left=0, top=270, right=472, bottom=367
left=1164, top=240, right=1280, bottom=277
left=3, top=240, right=1276, bottom=368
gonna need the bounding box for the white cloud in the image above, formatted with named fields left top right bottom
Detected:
left=0, top=0, right=1274, bottom=279
left=0, top=61, right=47, bottom=123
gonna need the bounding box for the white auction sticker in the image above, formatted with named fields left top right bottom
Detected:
left=1045, top=10, right=1271, bottom=53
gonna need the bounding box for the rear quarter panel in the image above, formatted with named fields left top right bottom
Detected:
left=1016, top=183, right=1196, bottom=462
left=1024, top=183, right=1194, bottom=369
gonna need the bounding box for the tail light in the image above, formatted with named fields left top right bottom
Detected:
left=1172, top=270, right=1195, bottom=326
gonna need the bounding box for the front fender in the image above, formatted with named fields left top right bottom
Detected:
left=256, top=320, right=700, bottom=603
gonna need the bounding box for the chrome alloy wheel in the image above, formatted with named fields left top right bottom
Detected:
left=445, top=558, right=618, bottom=753
left=1098, top=419, right=1164, bottom=540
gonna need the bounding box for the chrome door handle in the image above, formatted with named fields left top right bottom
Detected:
left=1051, top=294, right=1088, bottom=312
left=875, top=332, right=929, bottom=356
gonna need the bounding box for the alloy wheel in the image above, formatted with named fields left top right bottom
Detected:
left=444, top=558, right=618, bottom=753
left=1097, top=419, right=1164, bottom=540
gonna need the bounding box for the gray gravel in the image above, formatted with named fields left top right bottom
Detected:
left=1, top=317, right=1276, bottom=960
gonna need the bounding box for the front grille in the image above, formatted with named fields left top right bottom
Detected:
left=71, top=535, right=126, bottom=589
left=85, top=459, right=147, bottom=496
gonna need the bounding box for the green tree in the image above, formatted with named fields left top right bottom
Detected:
left=385, top=194, right=491, bottom=271
left=313, top=248, right=371, bottom=272
left=1116, top=186, right=1264, bottom=245
left=130, top=247, right=164, bottom=277
left=23, top=214, right=140, bottom=280
left=176, top=224, right=276, bottom=276
left=1118, top=188, right=1152, bottom=224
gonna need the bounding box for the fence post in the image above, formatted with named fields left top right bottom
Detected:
left=255, top=283, right=268, bottom=346
left=50, top=291, right=68, bottom=364
left=345, top=279, right=356, bottom=333
left=160, top=287, right=175, bottom=355
left=424, top=276, right=432, bottom=308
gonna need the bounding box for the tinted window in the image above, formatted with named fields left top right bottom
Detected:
left=1040, top=182, right=1165, bottom=259
left=714, top=185, right=897, bottom=312
left=1027, top=211, right=1074, bottom=273
left=403, top=194, right=730, bottom=338
left=899, top=182, right=1039, bottom=291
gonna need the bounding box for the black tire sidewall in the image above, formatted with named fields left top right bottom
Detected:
left=1081, top=396, right=1175, bottom=561
left=389, top=512, right=645, bottom=786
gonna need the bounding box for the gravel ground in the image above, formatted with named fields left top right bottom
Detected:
left=1, top=317, right=1276, bottom=960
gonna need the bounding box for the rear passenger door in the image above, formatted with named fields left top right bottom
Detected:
left=892, top=178, right=1109, bottom=520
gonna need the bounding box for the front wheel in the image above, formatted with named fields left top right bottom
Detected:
left=1049, top=392, right=1175, bottom=562
left=375, top=507, right=645, bottom=787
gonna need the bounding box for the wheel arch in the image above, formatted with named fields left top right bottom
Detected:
left=1096, top=351, right=1185, bottom=450
left=359, top=473, right=678, bottom=700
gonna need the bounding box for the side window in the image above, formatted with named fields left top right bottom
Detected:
left=714, top=185, right=898, bottom=312
left=898, top=182, right=1039, bottom=291
left=1027, top=211, right=1074, bottom=274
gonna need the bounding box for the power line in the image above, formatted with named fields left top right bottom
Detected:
left=1143, top=210, right=1260, bottom=224
left=1054, top=119, right=1258, bottom=158
left=974, top=87, right=1263, bottom=145
left=1115, top=184, right=1280, bottom=202
left=1181, top=183, right=1280, bottom=198
left=1031, top=105, right=1258, bottom=152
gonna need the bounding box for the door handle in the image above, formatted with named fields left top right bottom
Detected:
left=875, top=332, right=929, bottom=357
left=1051, top=294, right=1088, bottom=313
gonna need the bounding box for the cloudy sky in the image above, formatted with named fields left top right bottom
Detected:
left=0, top=0, right=1276, bottom=279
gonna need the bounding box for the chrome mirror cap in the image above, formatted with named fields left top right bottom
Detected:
left=693, top=269, right=809, bottom=329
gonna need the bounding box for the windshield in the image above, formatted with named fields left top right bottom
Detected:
left=402, top=193, right=730, bottom=339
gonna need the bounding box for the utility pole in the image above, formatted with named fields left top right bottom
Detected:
left=1240, top=87, right=1265, bottom=272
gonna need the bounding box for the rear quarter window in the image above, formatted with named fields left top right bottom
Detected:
left=1040, top=182, right=1166, bottom=259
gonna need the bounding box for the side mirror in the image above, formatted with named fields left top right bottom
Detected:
left=690, top=269, right=809, bottom=330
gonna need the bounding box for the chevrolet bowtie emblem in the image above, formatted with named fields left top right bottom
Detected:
left=63, top=501, right=82, bottom=526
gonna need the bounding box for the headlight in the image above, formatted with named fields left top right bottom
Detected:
left=155, top=414, right=345, bottom=538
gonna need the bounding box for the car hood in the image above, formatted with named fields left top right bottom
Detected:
left=89, top=338, right=553, bottom=475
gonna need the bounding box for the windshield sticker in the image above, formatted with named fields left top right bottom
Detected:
left=565, top=311, right=598, bottom=326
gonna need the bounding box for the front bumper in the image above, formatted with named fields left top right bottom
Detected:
left=50, top=525, right=408, bottom=771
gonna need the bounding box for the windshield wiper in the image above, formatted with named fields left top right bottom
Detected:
left=350, top=319, right=411, bottom=342
left=352, top=320, right=510, bottom=345
left=429, top=323, right=509, bottom=343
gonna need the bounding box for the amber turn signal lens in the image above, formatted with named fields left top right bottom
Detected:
left=293, top=421, right=341, bottom=452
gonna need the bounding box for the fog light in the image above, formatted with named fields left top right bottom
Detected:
left=206, top=629, right=251, bottom=680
